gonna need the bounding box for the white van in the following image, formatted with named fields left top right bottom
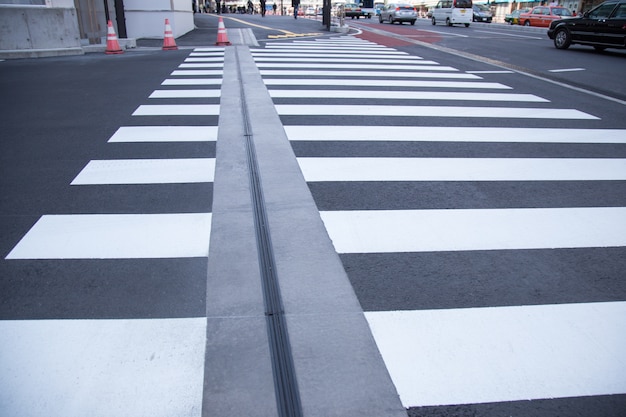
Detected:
left=431, top=0, right=472, bottom=26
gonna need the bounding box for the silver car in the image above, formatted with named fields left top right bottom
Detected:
left=379, top=3, right=418, bottom=24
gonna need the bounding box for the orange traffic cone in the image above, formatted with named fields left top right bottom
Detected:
left=105, top=20, right=123, bottom=55
left=215, top=17, right=231, bottom=46
left=162, top=18, right=178, bottom=50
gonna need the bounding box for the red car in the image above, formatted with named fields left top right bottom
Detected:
left=519, top=6, right=573, bottom=27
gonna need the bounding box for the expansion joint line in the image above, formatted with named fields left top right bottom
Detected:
left=235, top=47, right=303, bottom=417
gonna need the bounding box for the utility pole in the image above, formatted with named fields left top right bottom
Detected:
left=114, top=0, right=127, bottom=38
left=322, top=0, right=331, bottom=28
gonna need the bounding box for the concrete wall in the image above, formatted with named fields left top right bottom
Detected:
left=0, top=0, right=194, bottom=58
left=0, top=4, right=82, bottom=52
left=124, top=0, right=194, bottom=38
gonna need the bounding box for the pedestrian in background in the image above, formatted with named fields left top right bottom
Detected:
left=292, top=0, right=300, bottom=18
left=260, top=0, right=266, bottom=16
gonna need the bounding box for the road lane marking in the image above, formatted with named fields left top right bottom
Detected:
left=251, top=52, right=411, bottom=58
left=254, top=57, right=432, bottom=63
left=162, top=78, right=222, bottom=86
left=257, top=62, right=459, bottom=71
left=320, top=207, right=626, bottom=253
left=264, top=79, right=510, bottom=89
left=263, top=44, right=395, bottom=50
left=270, top=90, right=547, bottom=102
left=71, top=158, right=215, bottom=185
left=184, top=57, right=225, bottom=62
left=0, top=317, right=206, bottom=416
left=252, top=48, right=408, bottom=55
left=261, top=70, right=479, bottom=79
left=467, top=70, right=515, bottom=74
left=284, top=126, right=626, bottom=143
left=365, top=301, right=626, bottom=407
left=297, top=158, right=626, bottom=181
left=276, top=105, right=598, bottom=119
left=170, top=70, right=224, bottom=76
left=179, top=63, right=225, bottom=68
left=549, top=68, right=586, bottom=73
left=6, top=213, right=212, bottom=259
left=132, top=104, right=219, bottom=116
left=149, top=89, right=221, bottom=98
left=192, top=47, right=225, bottom=52
left=108, top=126, right=217, bottom=142
left=189, top=52, right=225, bottom=56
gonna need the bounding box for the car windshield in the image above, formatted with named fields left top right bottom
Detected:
left=455, top=0, right=472, bottom=7
left=552, top=7, right=572, bottom=16
left=475, top=4, right=489, bottom=11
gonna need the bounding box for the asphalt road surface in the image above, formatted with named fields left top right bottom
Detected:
left=1, top=13, right=625, bottom=417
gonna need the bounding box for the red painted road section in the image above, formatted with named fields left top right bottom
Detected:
left=352, top=21, right=443, bottom=47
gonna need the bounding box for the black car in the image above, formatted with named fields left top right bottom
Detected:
left=472, top=4, right=493, bottom=22
left=548, top=0, right=626, bottom=50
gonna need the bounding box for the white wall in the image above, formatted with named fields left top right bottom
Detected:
left=124, top=0, right=194, bottom=38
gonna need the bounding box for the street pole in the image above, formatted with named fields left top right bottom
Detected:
left=114, top=0, right=127, bottom=38
left=103, top=0, right=110, bottom=22
left=322, top=0, right=330, bottom=29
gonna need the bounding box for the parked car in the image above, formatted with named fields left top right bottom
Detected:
left=472, top=4, right=492, bottom=22
left=504, top=8, right=530, bottom=24
left=344, top=3, right=364, bottom=18
left=548, top=0, right=626, bottom=50
left=304, top=6, right=316, bottom=15
left=519, top=6, right=573, bottom=27
left=379, top=3, right=418, bottom=24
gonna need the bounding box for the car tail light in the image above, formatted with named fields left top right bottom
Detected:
left=395, top=7, right=400, bottom=10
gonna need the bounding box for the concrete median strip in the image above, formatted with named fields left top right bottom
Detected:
left=203, top=45, right=406, bottom=417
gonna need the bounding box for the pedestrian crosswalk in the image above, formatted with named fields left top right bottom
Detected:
left=3, top=34, right=625, bottom=416
left=2, top=48, right=224, bottom=416
left=252, top=36, right=626, bottom=412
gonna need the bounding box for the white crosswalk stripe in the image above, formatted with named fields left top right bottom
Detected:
left=320, top=207, right=626, bottom=253
left=0, top=317, right=207, bottom=417
left=297, top=157, right=626, bottom=181
left=108, top=126, right=218, bottom=142
left=365, top=302, right=626, bottom=406
left=276, top=104, right=597, bottom=119
left=270, top=90, right=547, bottom=101
left=71, top=158, right=216, bottom=184
left=284, top=126, right=626, bottom=143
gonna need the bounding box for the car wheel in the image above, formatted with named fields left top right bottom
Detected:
left=379, top=15, right=383, bottom=23
left=431, top=16, right=436, bottom=25
left=389, top=16, right=394, bottom=23
left=410, top=20, right=415, bottom=25
left=594, top=45, right=607, bottom=51
left=446, top=18, right=452, bottom=26
left=465, top=23, right=470, bottom=27
left=524, top=20, right=530, bottom=26
left=553, top=28, right=571, bottom=49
